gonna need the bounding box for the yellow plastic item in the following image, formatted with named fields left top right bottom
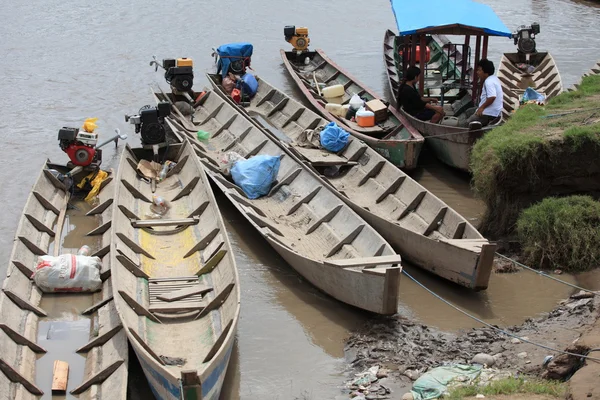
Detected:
left=177, top=58, right=193, bottom=67
left=82, top=118, right=98, bottom=133
left=76, top=170, right=109, bottom=203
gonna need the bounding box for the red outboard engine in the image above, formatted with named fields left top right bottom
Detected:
left=58, top=127, right=101, bottom=167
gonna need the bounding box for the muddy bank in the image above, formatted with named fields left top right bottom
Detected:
left=343, top=292, right=599, bottom=398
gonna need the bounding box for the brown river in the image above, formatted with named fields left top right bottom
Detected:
left=1, top=0, right=600, bottom=398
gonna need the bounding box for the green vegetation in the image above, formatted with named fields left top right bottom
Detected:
left=516, top=195, right=600, bottom=272
left=470, top=74, right=600, bottom=237
left=445, top=376, right=567, bottom=400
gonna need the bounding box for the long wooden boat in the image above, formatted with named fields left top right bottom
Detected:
left=0, top=162, right=127, bottom=398
left=154, top=89, right=404, bottom=314
left=279, top=48, right=424, bottom=170
left=110, top=139, right=240, bottom=400
left=383, top=30, right=501, bottom=172
left=497, top=51, right=563, bottom=119
left=162, top=84, right=496, bottom=291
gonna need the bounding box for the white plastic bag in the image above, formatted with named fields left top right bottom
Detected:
left=349, top=94, right=364, bottom=110
left=219, top=151, right=245, bottom=176
left=33, top=254, right=102, bottom=293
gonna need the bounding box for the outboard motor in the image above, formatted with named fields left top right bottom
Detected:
left=58, top=127, right=100, bottom=167
left=125, top=102, right=171, bottom=146
left=511, top=23, right=540, bottom=54
left=150, top=56, right=195, bottom=101
left=284, top=25, right=310, bottom=54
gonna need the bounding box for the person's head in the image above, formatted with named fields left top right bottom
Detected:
left=405, top=66, right=421, bottom=82
left=477, top=59, right=495, bottom=80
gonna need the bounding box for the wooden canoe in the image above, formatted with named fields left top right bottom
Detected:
left=279, top=48, right=424, bottom=170
left=162, top=85, right=496, bottom=291
left=383, top=29, right=501, bottom=172
left=497, top=51, right=563, bottom=119
left=0, top=162, right=127, bottom=398
left=110, top=139, right=239, bottom=400
left=153, top=89, right=403, bottom=314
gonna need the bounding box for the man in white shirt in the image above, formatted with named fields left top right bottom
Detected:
left=464, top=58, right=503, bottom=128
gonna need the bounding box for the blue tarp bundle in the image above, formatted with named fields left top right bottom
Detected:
left=231, top=154, right=280, bottom=199
left=216, top=42, right=254, bottom=79
left=389, top=0, right=511, bottom=37
left=320, top=122, right=350, bottom=152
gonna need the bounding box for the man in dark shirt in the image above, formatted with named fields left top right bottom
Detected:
left=397, top=66, right=444, bottom=123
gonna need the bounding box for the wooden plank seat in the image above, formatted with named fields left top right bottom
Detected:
left=131, top=217, right=201, bottom=235
left=148, top=277, right=213, bottom=315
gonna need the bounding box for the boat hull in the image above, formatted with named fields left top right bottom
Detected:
left=280, top=49, right=424, bottom=170
left=344, top=203, right=495, bottom=290
left=497, top=51, right=563, bottom=119
left=0, top=162, right=127, bottom=399
left=132, top=318, right=237, bottom=400
left=398, top=109, right=491, bottom=172
left=110, top=141, right=240, bottom=400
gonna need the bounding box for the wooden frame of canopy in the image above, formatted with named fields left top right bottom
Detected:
left=400, top=24, right=495, bottom=103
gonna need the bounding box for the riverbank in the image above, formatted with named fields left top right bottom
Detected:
left=342, top=289, right=598, bottom=399
left=470, top=72, right=600, bottom=239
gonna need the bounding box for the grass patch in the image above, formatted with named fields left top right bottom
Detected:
left=445, top=377, right=567, bottom=400
left=470, top=73, right=600, bottom=237
left=517, top=195, right=600, bottom=272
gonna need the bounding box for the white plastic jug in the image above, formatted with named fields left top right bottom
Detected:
left=321, top=84, right=345, bottom=98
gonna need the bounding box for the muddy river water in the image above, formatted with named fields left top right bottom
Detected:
left=1, top=0, right=600, bottom=398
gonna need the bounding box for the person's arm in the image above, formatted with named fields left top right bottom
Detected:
left=476, top=98, right=495, bottom=116
left=421, top=96, right=438, bottom=103
left=425, top=102, right=443, bottom=113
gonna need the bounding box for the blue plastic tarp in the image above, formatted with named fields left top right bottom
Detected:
left=216, top=42, right=254, bottom=79
left=389, top=0, right=511, bottom=37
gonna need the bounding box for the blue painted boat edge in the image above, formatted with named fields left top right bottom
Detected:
left=131, top=319, right=238, bottom=400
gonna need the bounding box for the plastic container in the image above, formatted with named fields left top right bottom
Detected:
left=356, top=107, right=375, bottom=127
left=440, top=116, right=459, bottom=127
left=321, top=84, right=345, bottom=98
left=325, top=103, right=343, bottom=116
left=349, top=94, right=365, bottom=110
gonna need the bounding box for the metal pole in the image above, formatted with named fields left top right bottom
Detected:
left=472, top=35, right=481, bottom=102
left=410, top=34, right=417, bottom=68
left=419, top=34, right=426, bottom=95
left=482, top=35, right=489, bottom=60
left=461, top=35, right=470, bottom=85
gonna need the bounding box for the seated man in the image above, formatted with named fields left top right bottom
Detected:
left=396, top=66, right=444, bottom=123
left=465, top=58, right=503, bottom=128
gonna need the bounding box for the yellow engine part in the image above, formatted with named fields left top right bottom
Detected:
left=177, top=57, right=193, bottom=67
left=295, top=27, right=309, bottom=35
left=289, top=34, right=310, bottom=51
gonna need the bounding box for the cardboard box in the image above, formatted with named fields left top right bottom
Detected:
left=365, top=99, right=388, bottom=123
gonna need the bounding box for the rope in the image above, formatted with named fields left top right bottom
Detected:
left=495, top=252, right=597, bottom=295
left=401, top=269, right=600, bottom=362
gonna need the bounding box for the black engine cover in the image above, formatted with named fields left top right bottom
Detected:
left=140, top=122, right=166, bottom=145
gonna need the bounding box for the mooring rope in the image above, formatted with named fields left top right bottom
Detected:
left=401, top=269, right=600, bottom=362
left=495, top=252, right=597, bottom=295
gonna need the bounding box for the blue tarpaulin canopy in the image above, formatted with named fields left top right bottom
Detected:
left=216, top=42, right=254, bottom=79
left=389, top=0, right=511, bottom=37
